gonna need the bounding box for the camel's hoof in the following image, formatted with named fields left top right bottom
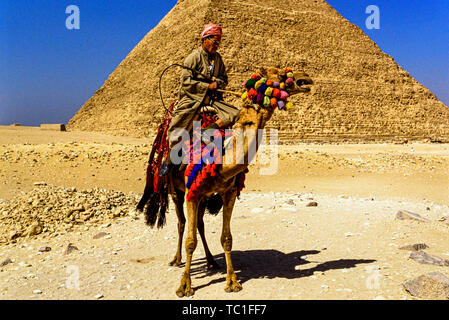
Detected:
left=176, top=288, right=194, bottom=298
left=176, top=274, right=194, bottom=298
left=176, top=286, right=195, bottom=298
left=169, top=257, right=182, bottom=267
left=225, top=281, right=242, bottom=293
left=176, top=290, right=184, bottom=298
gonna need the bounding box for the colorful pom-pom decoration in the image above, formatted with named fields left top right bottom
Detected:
left=277, top=100, right=285, bottom=110
left=256, top=92, right=264, bottom=105
left=258, top=83, right=268, bottom=94
left=245, top=78, right=256, bottom=89
left=264, top=87, right=273, bottom=97
left=248, top=88, right=257, bottom=100
left=280, top=90, right=289, bottom=100
left=263, top=96, right=270, bottom=108
left=241, top=69, right=296, bottom=111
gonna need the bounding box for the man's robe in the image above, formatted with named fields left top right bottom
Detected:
left=167, top=47, right=240, bottom=148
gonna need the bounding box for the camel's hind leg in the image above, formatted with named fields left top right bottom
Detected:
left=169, top=189, right=185, bottom=267
left=198, top=201, right=219, bottom=270
left=220, top=187, right=242, bottom=293
left=176, top=198, right=199, bottom=297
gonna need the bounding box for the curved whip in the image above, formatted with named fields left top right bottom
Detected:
left=158, top=63, right=210, bottom=116
left=158, top=63, right=183, bottom=117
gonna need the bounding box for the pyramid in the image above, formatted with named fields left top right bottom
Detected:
left=68, top=0, right=449, bottom=142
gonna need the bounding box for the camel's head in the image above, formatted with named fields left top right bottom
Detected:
left=257, top=66, right=314, bottom=97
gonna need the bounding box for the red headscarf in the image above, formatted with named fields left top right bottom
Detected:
left=200, top=24, right=222, bottom=39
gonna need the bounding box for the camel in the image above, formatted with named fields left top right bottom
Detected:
left=138, top=67, right=313, bottom=297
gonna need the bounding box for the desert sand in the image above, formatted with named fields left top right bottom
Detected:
left=0, top=126, right=448, bottom=300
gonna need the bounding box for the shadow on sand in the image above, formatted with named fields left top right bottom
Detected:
left=188, top=249, right=376, bottom=291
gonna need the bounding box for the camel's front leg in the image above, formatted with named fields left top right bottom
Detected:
left=221, top=188, right=242, bottom=293
left=176, top=198, right=199, bottom=297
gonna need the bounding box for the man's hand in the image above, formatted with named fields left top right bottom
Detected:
left=208, top=81, right=218, bottom=91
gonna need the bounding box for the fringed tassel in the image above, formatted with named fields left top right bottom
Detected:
left=211, top=163, right=217, bottom=176
left=185, top=163, right=195, bottom=177
left=145, top=193, right=160, bottom=227
left=136, top=164, right=154, bottom=211
left=157, top=204, right=167, bottom=228
left=136, top=184, right=152, bottom=212
left=156, top=187, right=169, bottom=228
left=138, top=101, right=174, bottom=229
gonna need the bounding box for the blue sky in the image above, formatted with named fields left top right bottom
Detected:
left=0, top=0, right=448, bottom=126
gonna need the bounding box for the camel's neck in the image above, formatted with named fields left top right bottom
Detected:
left=220, top=105, right=274, bottom=178
left=235, top=103, right=275, bottom=131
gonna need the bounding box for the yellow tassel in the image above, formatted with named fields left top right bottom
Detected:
left=280, top=82, right=285, bottom=90
left=255, top=80, right=263, bottom=90
left=286, top=102, right=293, bottom=110
left=241, top=91, right=248, bottom=101
left=264, top=87, right=273, bottom=97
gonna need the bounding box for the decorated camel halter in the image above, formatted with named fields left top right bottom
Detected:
left=241, top=68, right=295, bottom=110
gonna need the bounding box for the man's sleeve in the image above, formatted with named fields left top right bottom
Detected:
left=180, top=52, right=210, bottom=97
left=215, top=55, right=228, bottom=90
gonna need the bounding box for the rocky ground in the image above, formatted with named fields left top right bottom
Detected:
left=0, top=126, right=448, bottom=300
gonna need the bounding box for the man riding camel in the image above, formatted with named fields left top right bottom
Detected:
left=160, top=23, right=240, bottom=175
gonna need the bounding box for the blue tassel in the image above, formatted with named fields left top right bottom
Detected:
left=187, top=164, right=202, bottom=189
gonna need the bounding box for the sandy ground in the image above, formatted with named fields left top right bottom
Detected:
left=0, top=126, right=448, bottom=300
